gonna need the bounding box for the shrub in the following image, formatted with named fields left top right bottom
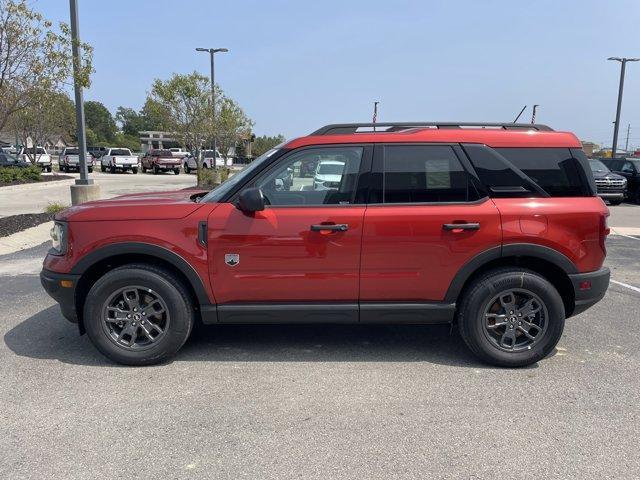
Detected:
left=45, top=202, right=68, bottom=215
left=198, top=167, right=230, bottom=188
left=0, top=166, right=43, bottom=184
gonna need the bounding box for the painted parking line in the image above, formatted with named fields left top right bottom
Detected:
left=611, top=279, right=640, bottom=294
left=614, top=233, right=640, bottom=241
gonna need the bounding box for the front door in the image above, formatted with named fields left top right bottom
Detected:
left=359, top=144, right=501, bottom=318
left=208, top=145, right=370, bottom=323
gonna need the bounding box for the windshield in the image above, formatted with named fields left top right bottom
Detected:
left=589, top=160, right=610, bottom=173
left=111, top=149, right=132, bottom=156
left=317, top=163, right=344, bottom=175
left=202, top=146, right=284, bottom=203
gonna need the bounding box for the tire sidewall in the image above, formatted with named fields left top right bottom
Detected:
left=84, top=268, right=193, bottom=365
left=460, top=270, right=565, bottom=367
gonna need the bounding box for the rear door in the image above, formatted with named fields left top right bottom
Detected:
left=359, top=144, right=501, bottom=312
left=207, top=144, right=372, bottom=322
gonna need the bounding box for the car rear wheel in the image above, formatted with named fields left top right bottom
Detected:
left=110, top=166, right=116, bottom=174
left=457, top=267, right=565, bottom=368
left=184, top=164, right=190, bottom=174
left=101, top=165, right=106, bottom=172
left=153, top=165, right=159, bottom=175
left=46, top=166, right=52, bottom=172
left=88, top=167, right=93, bottom=173
left=83, top=264, right=194, bottom=366
left=132, top=167, right=138, bottom=174
left=174, top=168, right=180, bottom=175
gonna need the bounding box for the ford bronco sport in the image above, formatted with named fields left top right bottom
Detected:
left=41, top=122, right=610, bottom=367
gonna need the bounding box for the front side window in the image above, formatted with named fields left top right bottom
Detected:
left=255, top=146, right=363, bottom=206
left=621, top=161, right=636, bottom=174
left=382, top=145, right=481, bottom=203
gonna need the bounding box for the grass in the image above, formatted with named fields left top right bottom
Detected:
left=0, top=166, right=42, bottom=184
left=44, top=202, right=68, bottom=215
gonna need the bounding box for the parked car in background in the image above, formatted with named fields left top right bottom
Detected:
left=88, top=146, right=106, bottom=161
left=182, top=154, right=197, bottom=173
left=313, top=159, right=345, bottom=190
left=169, top=148, right=190, bottom=159
left=17, top=147, right=52, bottom=171
left=41, top=121, right=609, bottom=367
left=100, top=148, right=139, bottom=174
left=0, top=152, right=31, bottom=168
left=202, top=149, right=231, bottom=168
left=59, top=147, right=93, bottom=173
left=601, top=157, right=640, bottom=204
left=588, top=159, right=626, bottom=205
left=141, top=149, right=182, bottom=175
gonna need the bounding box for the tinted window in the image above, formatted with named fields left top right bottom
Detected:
left=495, top=148, right=588, bottom=197
left=65, top=149, right=79, bottom=155
left=382, top=145, right=480, bottom=203
left=110, top=149, right=132, bottom=156
left=621, top=161, right=636, bottom=174
left=463, top=144, right=533, bottom=197
left=255, top=147, right=363, bottom=206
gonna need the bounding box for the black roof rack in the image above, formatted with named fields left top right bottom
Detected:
left=311, top=122, right=554, bottom=135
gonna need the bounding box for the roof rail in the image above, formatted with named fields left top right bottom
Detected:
left=311, top=122, right=554, bottom=135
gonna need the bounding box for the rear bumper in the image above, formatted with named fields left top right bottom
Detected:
left=40, top=269, right=80, bottom=323
left=568, top=267, right=610, bottom=317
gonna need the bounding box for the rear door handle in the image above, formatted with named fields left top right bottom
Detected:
left=310, top=224, right=349, bottom=232
left=442, top=223, right=480, bottom=231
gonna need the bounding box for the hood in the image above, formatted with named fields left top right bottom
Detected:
left=56, top=189, right=209, bottom=222
left=592, top=171, right=625, bottom=180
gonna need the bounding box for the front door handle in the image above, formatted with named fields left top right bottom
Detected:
left=310, top=223, right=349, bottom=232
left=442, top=223, right=480, bottom=231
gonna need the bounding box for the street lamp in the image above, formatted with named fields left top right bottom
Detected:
left=196, top=47, right=229, bottom=159
left=608, top=57, right=639, bottom=158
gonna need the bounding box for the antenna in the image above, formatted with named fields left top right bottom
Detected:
left=531, top=105, right=539, bottom=124
left=513, top=105, right=527, bottom=123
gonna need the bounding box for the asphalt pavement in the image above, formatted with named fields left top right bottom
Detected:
left=1, top=236, right=639, bottom=479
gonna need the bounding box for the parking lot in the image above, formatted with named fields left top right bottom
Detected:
left=0, top=233, right=638, bottom=479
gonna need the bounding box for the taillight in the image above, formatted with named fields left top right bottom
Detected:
left=600, top=213, right=610, bottom=254
left=112, top=156, right=116, bottom=165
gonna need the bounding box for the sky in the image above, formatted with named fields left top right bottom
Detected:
left=36, top=0, right=640, bottom=149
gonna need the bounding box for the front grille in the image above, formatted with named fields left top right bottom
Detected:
left=595, top=179, right=625, bottom=188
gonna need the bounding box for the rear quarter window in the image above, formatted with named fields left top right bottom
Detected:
left=495, top=148, right=591, bottom=197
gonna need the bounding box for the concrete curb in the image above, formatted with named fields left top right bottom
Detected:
left=0, top=178, right=75, bottom=194
left=610, top=227, right=640, bottom=236
left=0, top=221, right=52, bottom=256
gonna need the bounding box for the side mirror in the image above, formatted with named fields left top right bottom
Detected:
left=237, top=187, right=265, bottom=213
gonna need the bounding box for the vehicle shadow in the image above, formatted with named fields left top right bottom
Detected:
left=4, top=305, right=525, bottom=369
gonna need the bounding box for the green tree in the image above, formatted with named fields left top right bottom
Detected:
left=252, top=134, right=286, bottom=157
left=84, top=101, right=116, bottom=143
left=114, top=132, right=140, bottom=152
left=216, top=92, right=253, bottom=159
left=9, top=88, right=76, bottom=163
left=0, top=0, right=93, bottom=131
left=115, top=107, right=143, bottom=136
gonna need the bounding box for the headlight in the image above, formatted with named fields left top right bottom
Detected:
left=50, top=221, right=68, bottom=255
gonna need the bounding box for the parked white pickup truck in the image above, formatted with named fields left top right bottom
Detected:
left=59, top=147, right=93, bottom=173
left=169, top=147, right=189, bottom=158
left=17, top=147, right=52, bottom=171
left=100, top=148, right=139, bottom=173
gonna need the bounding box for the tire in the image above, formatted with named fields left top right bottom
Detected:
left=88, top=167, right=93, bottom=173
left=110, top=166, right=116, bottom=174
left=609, top=200, right=622, bottom=206
left=101, top=165, right=106, bottom=173
left=142, top=166, right=147, bottom=173
left=184, top=165, right=190, bottom=174
left=132, top=168, right=138, bottom=174
left=83, top=264, right=194, bottom=366
left=174, top=168, right=180, bottom=175
left=62, top=165, right=68, bottom=173
left=457, top=267, right=565, bottom=368
left=153, top=165, right=159, bottom=175
left=46, top=166, right=52, bottom=172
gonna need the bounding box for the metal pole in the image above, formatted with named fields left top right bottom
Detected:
left=625, top=124, right=630, bottom=152
left=611, top=60, right=626, bottom=159
left=69, top=0, right=92, bottom=185
left=210, top=50, right=216, bottom=159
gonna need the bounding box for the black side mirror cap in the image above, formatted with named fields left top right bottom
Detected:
left=237, top=187, right=265, bottom=213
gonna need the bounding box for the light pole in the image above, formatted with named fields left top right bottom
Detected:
left=196, top=47, right=228, bottom=160
left=608, top=57, right=639, bottom=158
left=68, top=0, right=99, bottom=204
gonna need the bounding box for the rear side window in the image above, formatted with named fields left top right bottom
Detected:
left=495, top=148, right=588, bottom=197
left=382, top=145, right=482, bottom=203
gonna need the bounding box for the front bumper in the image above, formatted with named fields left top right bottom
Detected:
left=596, top=192, right=625, bottom=200
left=40, top=269, right=80, bottom=323
left=568, top=267, right=610, bottom=317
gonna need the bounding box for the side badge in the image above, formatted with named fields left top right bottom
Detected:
left=225, top=253, right=240, bottom=267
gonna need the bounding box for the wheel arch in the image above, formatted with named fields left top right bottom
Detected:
left=446, top=243, right=577, bottom=317
left=72, top=243, right=211, bottom=333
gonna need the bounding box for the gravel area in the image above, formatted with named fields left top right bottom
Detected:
left=0, top=213, right=54, bottom=237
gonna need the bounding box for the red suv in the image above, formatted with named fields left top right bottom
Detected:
left=41, top=122, right=610, bottom=367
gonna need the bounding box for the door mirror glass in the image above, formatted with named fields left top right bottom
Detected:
left=237, top=187, right=265, bottom=212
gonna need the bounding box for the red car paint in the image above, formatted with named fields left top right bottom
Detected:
left=42, top=125, right=608, bottom=322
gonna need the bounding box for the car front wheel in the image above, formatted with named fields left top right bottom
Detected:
left=132, top=167, right=138, bottom=174
left=83, top=264, right=194, bottom=366
left=457, top=267, right=565, bottom=368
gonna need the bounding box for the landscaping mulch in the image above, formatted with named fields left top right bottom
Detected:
left=0, top=213, right=55, bottom=238
left=0, top=174, right=74, bottom=188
